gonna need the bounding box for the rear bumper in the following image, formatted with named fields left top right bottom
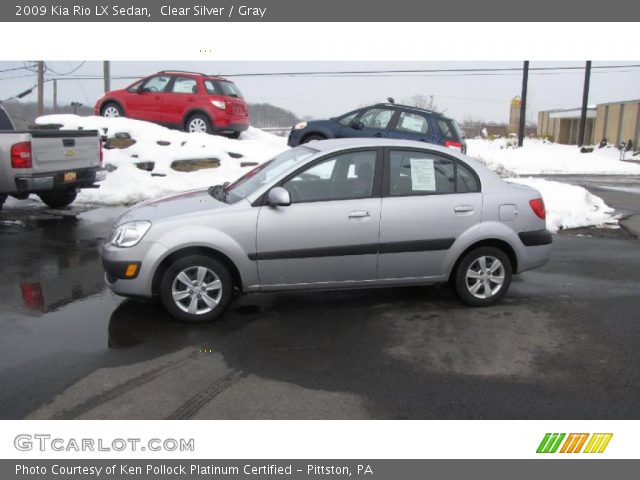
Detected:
left=518, top=229, right=553, bottom=246
left=15, top=167, right=104, bottom=193
left=214, top=120, right=249, bottom=133
left=516, top=229, right=553, bottom=273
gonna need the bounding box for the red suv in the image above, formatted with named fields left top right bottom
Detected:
left=94, top=71, right=249, bottom=138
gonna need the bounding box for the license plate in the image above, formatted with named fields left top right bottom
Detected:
left=63, top=172, right=76, bottom=182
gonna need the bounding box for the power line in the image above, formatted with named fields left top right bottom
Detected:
left=0, top=63, right=37, bottom=74
left=45, top=61, right=86, bottom=76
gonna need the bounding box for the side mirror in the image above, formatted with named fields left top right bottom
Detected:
left=350, top=119, right=364, bottom=130
left=137, top=86, right=148, bottom=94
left=267, top=187, right=291, bottom=207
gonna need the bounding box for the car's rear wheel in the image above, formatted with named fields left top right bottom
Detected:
left=38, top=188, right=78, bottom=209
left=453, top=247, right=512, bottom=307
left=101, top=102, right=123, bottom=118
left=302, top=133, right=326, bottom=143
left=185, top=114, right=213, bottom=134
left=160, top=255, right=233, bottom=322
left=0, top=194, right=6, bottom=211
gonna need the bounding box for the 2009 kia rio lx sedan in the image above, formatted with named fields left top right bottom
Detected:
left=101, top=139, right=552, bottom=322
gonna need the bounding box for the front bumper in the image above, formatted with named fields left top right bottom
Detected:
left=101, top=241, right=168, bottom=298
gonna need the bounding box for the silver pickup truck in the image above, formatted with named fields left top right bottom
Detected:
left=0, top=104, right=105, bottom=210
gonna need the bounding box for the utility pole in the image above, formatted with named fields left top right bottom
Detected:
left=578, top=61, right=592, bottom=147
left=37, top=61, right=45, bottom=117
left=53, top=79, right=58, bottom=113
left=518, top=60, right=529, bottom=147
left=103, top=61, right=110, bottom=93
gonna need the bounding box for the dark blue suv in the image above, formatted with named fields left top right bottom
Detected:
left=288, top=103, right=467, bottom=153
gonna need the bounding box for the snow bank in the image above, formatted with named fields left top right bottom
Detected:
left=468, top=138, right=640, bottom=175
left=35, top=115, right=288, bottom=205
left=507, top=177, right=618, bottom=232
left=29, top=116, right=621, bottom=233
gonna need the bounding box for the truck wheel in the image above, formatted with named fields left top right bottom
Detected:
left=38, top=189, right=78, bottom=209
left=453, top=247, right=512, bottom=307
left=185, top=114, right=213, bottom=134
left=0, top=194, right=6, bottom=211
left=160, top=255, right=233, bottom=323
left=101, top=102, right=123, bottom=118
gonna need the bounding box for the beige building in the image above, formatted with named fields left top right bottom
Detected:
left=538, top=99, right=640, bottom=146
left=537, top=107, right=596, bottom=144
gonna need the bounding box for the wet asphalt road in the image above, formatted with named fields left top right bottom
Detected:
left=1, top=179, right=640, bottom=420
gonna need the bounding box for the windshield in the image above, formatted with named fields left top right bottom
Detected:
left=225, top=146, right=317, bottom=203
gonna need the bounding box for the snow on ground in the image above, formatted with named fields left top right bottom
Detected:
left=26, top=116, right=622, bottom=232
left=467, top=138, right=640, bottom=175
left=507, top=177, right=618, bottom=233
left=35, top=115, right=288, bottom=205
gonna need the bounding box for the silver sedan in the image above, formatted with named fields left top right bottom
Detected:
left=101, top=139, right=552, bottom=322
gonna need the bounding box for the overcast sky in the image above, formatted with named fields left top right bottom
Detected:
left=1, top=61, right=639, bottom=123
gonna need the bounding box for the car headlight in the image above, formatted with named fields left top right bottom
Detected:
left=211, top=100, right=226, bottom=109
left=293, top=122, right=307, bottom=130
left=109, top=221, right=151, bottom=248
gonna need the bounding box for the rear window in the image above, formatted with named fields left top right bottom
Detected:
left=0, top=107, right=14, bottom=130
left=436, top=118, right=462, bottom=141
left=204, top=79, right=243, bottom=98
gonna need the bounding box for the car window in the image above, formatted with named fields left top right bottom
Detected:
left=389, top=150, right=455, bottom=196
left=436, top=118, right=461, bottom=141
left=395, top=112, right=430, bottom=135
left=127, top=80, right=143, bottom=93
left=142, top=76, right=171, bottom=93
left=225, top=146, right=317, bottom=203
left=171, top=77, right=198, bottom=94
left=284, top=150, right=377, bottom=203
left=456, top=162, right=480, bottom=193
left=338, top=112, right=359, bottom=126
left=358, top=109, right=394, bottom=129
left=204, top=79, right=243, bottom=98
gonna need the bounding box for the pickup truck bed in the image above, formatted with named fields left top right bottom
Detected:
left=0, top=104, right=105, bottom=209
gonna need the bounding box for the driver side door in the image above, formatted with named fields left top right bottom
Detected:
left=125, top=75, right=171, bottom=122
left=255, top=148, right=383, bottom=288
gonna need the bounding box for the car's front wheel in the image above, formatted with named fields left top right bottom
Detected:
left=101, top=102, right=123, bottom=118
left=160, top=255, right=233, bottom=322
left=38, top=188, right=78, bottom=209
left=453, top=247, right=512, bottom=307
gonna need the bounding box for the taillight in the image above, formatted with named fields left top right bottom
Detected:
left=11, top=142, right=32, bottom=168
left=444, top=140, right=463, bottom=151
left=529, top=198, right=546, bottom=220
left=99, top=138, right=104, bottom=165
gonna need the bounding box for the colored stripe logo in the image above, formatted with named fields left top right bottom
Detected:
left=537, top=433, right=612, bottom=453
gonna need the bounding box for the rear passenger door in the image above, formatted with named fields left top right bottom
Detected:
left=161, top=76, right=199, bottom=127
left=386, top=110, right=437, bottom=144
left=377, top=148, right=482, bottom=280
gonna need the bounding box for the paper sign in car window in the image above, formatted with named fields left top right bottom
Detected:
left=410, top=158, right=436, bottom=191
left=402, top=115, right=426, bottom=133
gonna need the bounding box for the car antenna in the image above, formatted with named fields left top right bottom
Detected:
left=387, top=97, right=395, bottom=104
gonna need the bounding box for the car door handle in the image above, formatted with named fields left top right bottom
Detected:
left=454, top=205, right=474, bottom=214
left=374, top=132, right=384, bottom=138
left=348, top=210, right=370, bottom=219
